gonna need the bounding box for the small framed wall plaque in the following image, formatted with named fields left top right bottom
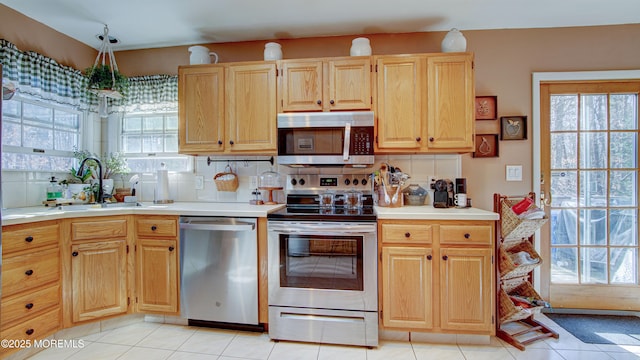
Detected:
left=475, top=96, right=497, bottom=120
left=473, top=134, right=499, bottom=158
left=500, top=116, right=527, bottom=140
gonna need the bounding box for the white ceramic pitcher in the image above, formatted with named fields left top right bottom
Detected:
left=188, top=46, right=219, bottom=65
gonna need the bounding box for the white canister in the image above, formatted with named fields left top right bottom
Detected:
left=264, top=42, right=283, bottom=60
left=350, top=37, right=372, bottom=56
left=188, top=45, right=219, bottom=65
left=441, top=28, right=467, bottom=53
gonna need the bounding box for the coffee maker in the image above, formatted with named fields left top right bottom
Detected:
left=432, top=179, right=454, bottom=208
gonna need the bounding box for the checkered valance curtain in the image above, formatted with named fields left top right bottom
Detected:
left=111, top=74, right=178, bottom=113
left=0, top=39, right=90, bottom=109
left=1, top=39, right=178, bottom=113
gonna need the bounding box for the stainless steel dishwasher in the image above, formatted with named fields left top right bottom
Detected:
left=179, top=216, right=259, bottom=327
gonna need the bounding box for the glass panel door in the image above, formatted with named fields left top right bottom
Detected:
left=541, top=81, right=640, bottom=310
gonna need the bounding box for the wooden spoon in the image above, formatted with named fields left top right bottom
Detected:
left=380, top=164, right=391, bottom=204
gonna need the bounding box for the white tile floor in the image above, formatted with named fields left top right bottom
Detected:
left=26, top=314, right=640, bottom=360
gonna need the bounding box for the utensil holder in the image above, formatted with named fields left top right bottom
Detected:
left=377, top=186, right=403, bottom=207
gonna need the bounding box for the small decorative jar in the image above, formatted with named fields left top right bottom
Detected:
left=350, top=37, right=372, bottom=56
left=264, top=42, right=283, bottom=61
left=441, top=28, right=467, bottom=52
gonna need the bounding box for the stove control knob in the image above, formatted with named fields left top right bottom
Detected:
left=299, top=178, right=306, bottom=186
left=290, top=178, right=297, bottom=186
left=353, top=179, right=359, bottom=185
left=361, top=178, right=368, bottom=186
left=344, top=178, right=351, bottom=186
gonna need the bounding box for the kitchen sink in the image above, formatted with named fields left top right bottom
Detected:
left=51, top=202, right=143, bottom=211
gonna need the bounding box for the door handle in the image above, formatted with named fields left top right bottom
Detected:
left=343, top=123, right=351, bottom=161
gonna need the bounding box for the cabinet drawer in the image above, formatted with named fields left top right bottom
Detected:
left=0, top=307, right=60, bottom=343
left=71, top=218, right=127, bottom=241
left=1, top=285, right=60, bottom=329
left=440, top=225, right=493, bottom=245
left=2, top=222, right=59, bottom=255
left=381, top=223, right=433, bottom=244
left=136, top=218, right=178, bottom=238
left=2, top=247, right=60, bottom=296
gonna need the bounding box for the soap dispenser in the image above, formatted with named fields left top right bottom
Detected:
left=47, top=176, right=63, bottom=201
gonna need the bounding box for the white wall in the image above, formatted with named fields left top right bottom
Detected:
left=2, top=154, right=461, bottom=208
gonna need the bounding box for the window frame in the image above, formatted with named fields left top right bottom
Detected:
left=2, top=94, right=84, bottom=172
left=117, top=111, right=193, bottom=173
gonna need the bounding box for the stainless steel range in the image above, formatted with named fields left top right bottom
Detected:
left=267, top=175, right=378, bottom=347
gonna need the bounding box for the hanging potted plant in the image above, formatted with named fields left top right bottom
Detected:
left=84, top=63, right=128, bottom=99
left=84, top=24, right=129, bottom=101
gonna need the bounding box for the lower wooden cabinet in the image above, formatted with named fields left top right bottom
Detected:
left=382, top=246, right=433, bottom=329
left=440, top=247, right=493, bottom=332
left=1, top=220, right=61, bottom=357
left=136, top=238, right=178, bottom=313
left=61, top=215, right=181, bottom=327
left=135, top=215, right=179, bottom=314
left=379, top=220, right=495, bottom=335
left=71, top=239, right=128, bottom=322
left=0, top=307, right=61, bottom=343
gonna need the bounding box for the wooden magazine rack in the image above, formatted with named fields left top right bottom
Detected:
left=494, top=193, right=559, bottom=350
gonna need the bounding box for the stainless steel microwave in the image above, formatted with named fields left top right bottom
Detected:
left=277, top=111, right=375, bottom=167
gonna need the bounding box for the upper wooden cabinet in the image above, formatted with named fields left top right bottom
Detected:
left=425, top=55, right=475, bottom=151
left=178, top=62, right=277, bottom=155
left=375, top=56, right=426, bottom=149
left=279, top=57, right=372, bottom=112
left=375, top=53, right=475, bottom=153
left=226, top=62, right=278, bottom=153
left=178, top=65, right=225, bottom=154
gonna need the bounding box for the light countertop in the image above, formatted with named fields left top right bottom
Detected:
left=375, top=205, right=499, bottom=221
left=2, top=202, right=286, bottom=226
left=2, top=202, right=498, bottom=226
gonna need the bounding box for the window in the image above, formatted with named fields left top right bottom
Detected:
left=2, top=95, right=81, bottom=171
left=120, top=112, right=191, bottom=172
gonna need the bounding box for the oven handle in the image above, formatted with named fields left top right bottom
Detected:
left=269, top=222, right=375, bottom=234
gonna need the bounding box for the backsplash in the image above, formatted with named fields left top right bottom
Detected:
left=1, top=154, right=460, bottom=209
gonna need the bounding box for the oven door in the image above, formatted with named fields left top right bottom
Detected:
left=267, top=221, right=377, bottom=312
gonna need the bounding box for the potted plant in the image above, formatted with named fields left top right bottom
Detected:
left=84, top=64, right=129, bottom=98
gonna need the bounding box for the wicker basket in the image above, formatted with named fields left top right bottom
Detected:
left=501, top=199, right=548, bottom=240
left=499, top=240, right=542, bottom=279
left=499, top=280, right=545, bottom=324
left=214, top=166, right=239, bottom=192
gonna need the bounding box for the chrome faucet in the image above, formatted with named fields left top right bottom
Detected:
left=76, top=156, right=105, bottom=207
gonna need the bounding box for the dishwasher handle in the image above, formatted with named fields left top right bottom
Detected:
left=180, top=219, right=255, bottom=232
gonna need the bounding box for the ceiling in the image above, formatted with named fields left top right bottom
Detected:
left=2, top=0, right=639, bottom=51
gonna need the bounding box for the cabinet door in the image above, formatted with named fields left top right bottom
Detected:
left=178, top=66, right=225, bottom=154
left=426, top=54, right=474, bottom=151
left=137, top=239, right=178, bottom=313
left=280, top=60, right=323, bottom=111
left=440, top=247, right=493, bottom=332
left=375, top=56, right=425, bottom=150
left=382, top=246, right=433, bottom=329
left=328, top=58, right=371, bottom=111
left=71, top=240, right=128, bottom=322
left=226, top=63, right=277, bottom=153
